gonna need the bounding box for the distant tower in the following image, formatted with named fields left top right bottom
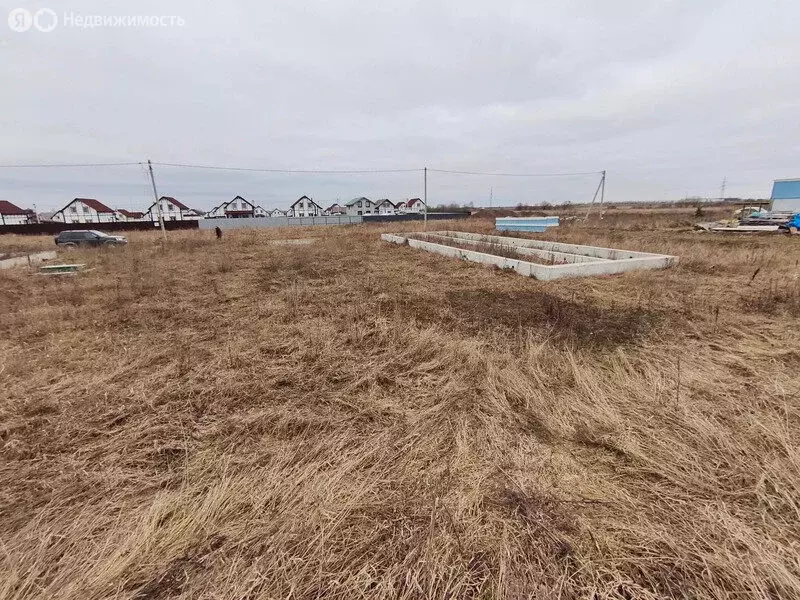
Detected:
left=720, top=177, right=727, bottom=201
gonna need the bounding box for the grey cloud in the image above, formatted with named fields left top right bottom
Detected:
left=1, top=0, right=798, bottom=212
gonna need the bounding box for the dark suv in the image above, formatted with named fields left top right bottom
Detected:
left=55, top=230, right=128, bottom=247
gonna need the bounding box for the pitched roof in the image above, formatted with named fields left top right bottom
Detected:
left=407, top=198, right=425, bottom=207
left=0, top=200, right=27, bottom=215
left=70, top=198, right=115, bottom=213
left=376, top=199, right=395, bottom=207
left=290, top=195, right=321, bottom=208
left=220, top=196, right=254, bottom=210
left=159, top=196, right=190, bottom=210
left=117, top=209, right=144, bottom=218
left=345, top=196, right=371, bottom=207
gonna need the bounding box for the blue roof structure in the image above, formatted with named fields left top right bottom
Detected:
left=771, top=179, right=800, bottom=200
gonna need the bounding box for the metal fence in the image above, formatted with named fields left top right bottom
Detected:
left=198, top=215, right=363, bottom=230
left=0, top=220, right=198, bottom=236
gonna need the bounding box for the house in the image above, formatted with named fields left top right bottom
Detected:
left=290, top=196, right=323, bottom=217
left=406, top=198, right=426, bottom=214
left=269, top=208, right=288, bottom=217
left=254, top=206, right=269, bottom=218
left=223, top=195, right=257, bottom=218
left=345, top=197, right=376, bottom=216
left=52, top=198, right=116, bottom=223
left=394, top=201, right=407, bottom=213
left=376, top=199, right=396, bottom=215
left=144, top=196, right=194, bottom=222
left=181, top=208, right=205, bottom=220
left=323, top=203, right=347, bottom=216
left=770, top=179, right=800, bottom=213
left=0, top=201, right=33, bottom=225
left=206, top=204, right=225, bottom=219
left=116, top=209, right=145, bottom=222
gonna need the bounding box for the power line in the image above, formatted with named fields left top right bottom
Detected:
left=153, top=162, right=423, bottom=174
left=427, top=168, right=603, bottom=177
left=0, top=161, right=143, bottom=168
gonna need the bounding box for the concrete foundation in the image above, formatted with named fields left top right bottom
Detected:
left=381, top=231, right=678, bottom=281
left=0, top=251, right=57, bottom=270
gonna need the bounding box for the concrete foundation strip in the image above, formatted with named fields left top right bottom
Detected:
left=381, top=231, right=678, bottom=281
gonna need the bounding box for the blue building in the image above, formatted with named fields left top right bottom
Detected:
left=771, top=179, right=800, bottom=212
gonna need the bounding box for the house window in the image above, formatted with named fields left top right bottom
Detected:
left=70, top=206, right=77, bottom=213
left=358, top=210, right=363, bottom=215
left=357, top=201, right=362, bottom=208
left=167, top=204, right=174, bottom=211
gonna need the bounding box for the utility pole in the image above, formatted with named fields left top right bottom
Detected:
left=583, top=170, right=606, bottom=222
left=489, top=187, right=493, bottom=209
left=720, top=176, right=727, bottom=201
left=147, top=159, right=167, bottom=242
left=599, top=170, right=606, bottom=217
left=423, top=167, right=428, bottom=230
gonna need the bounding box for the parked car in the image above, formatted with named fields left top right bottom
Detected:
left=55, top=230, right=128, bottom=247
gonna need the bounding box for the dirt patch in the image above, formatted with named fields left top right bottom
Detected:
left=439, top=289, right=662, bottom=347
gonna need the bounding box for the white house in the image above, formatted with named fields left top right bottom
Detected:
left=290, top=196, right=323, bottom=217
left=376, top=199, right=396, bottom=215
left=52, top=198, right=117, bottom=224
left=406, top=198, right=426, bottom=214
left=324, top=203, right=347, bottom=216
left=144, top=196, right=194, bottom=222
left=115, top=209, right=145, bottom=222
left=181, top=208, right=205, bottom=220
left=0, top=201, right=33, bottom=225
left=223, top=195, right=257, bottom=218
left=206, top=204, right=225, bottom=218
left=269, top=208, right=288, bottom=217
left=345, top=197, right=376, bottom=216
left=394, top=201, right=407, bottom=213
left=254, top=205, right=269, bottom=217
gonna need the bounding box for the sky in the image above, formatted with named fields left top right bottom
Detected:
left=1, top=0, right=799, bottom=212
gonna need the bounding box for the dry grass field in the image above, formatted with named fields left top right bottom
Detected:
left=1, top=211, right=799, bottom=599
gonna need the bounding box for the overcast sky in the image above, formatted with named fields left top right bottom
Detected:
left=1, top=0, right=799, bottom=212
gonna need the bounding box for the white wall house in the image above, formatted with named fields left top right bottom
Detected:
left=324, top=203, right=347, bottom=216
left=144, top=196, right=194, bottom=222
left=394, top=201, right=407, bottom=213
left=52, top=198, right=117, bottom=224
left=207, top=204, right=225, bottom=218
left=269, top=208, right=288, bottom=217
left=345, top=197, right=376, bottom=216
left=181, top=208, right=205, bottom=220
left=219, top=195, right=256, bottom=218
left=290, top=196, right=323, bottom=217
left=0, top=201, right=33, bottom=225
left=405, top=198, right=426, bottom=214
left=206, top=196, right=258, bottom=218
left=376, top=199, right=396, bottom=215
left=115, top=209, right=145, bottom=222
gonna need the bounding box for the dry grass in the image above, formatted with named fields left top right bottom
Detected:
left=1, top=213, right=799, bottom=599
